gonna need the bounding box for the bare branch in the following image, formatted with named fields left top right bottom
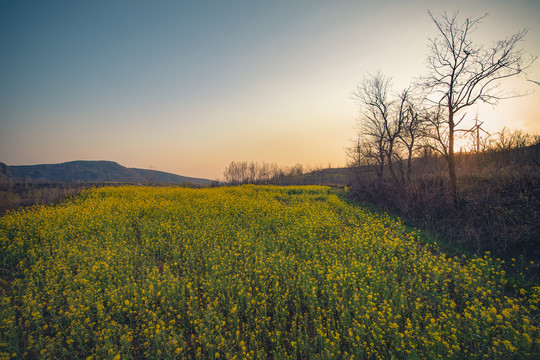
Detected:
left=421, top=10, right=536, bottom=195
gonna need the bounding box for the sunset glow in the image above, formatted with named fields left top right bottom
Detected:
left=1, top=0, right=539, bottom=180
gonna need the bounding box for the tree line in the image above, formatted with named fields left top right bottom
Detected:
left=222, top=161, right=306, bottom=185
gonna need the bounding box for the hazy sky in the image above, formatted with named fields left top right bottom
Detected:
left=1, top=0, right=539, bottom=179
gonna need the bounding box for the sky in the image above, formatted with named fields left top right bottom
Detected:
left=1, top=0, right=539, bottom=180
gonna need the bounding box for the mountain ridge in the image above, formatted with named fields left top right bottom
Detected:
left=0, top=160, right=213, bottom=185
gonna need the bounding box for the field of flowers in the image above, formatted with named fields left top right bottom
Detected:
left=0, top=185, right=538, bottom=359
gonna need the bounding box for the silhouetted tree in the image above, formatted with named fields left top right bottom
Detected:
left=396, top=89, right=425, bottom=180
left=223, top=161, right=309, bottom=185
left=353, top=72, right=392, bottom=181
left=352, top=72, right=424, bottom=182
left=422, top=10, right=536, bottom=199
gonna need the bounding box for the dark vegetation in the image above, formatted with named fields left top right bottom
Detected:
left=0, top=180, right=89, bottom=215
left=349, top=126, right=540, bottom=284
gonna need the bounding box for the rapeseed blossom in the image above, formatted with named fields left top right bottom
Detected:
left=0, top=185, right=538, bottom=359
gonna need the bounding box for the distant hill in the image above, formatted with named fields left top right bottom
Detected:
left=0, top=160, right=213, bottom=185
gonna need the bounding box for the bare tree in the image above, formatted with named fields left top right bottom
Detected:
left=396, top=89, right=425, bottom=180
left=353, top=72, right=392, bottom=181
left=492, top=127, right=536, bottom=151
left=223, top=161, right=249, bottom=185
left=353, top=72, right=424, bottom=182
left=223, top=161, right=309, bottom=185
left=423, top=10, right=536, bottom=198
left=347, top=134, right=382, bottom=184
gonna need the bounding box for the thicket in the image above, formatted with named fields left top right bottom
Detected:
left=348, top=131, right=540, bottom=282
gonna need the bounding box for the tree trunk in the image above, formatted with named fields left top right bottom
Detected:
left=407, top=149, right=412, bottom=181
left=448, top=109, right=458, bottom=204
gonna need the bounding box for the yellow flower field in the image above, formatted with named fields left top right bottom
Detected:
left=0, top=185, right=538, bottom=359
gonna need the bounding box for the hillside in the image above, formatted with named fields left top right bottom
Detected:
left=0, top=160, right=213, bottom=185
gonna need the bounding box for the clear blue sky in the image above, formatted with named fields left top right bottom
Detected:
left=1, top=0, right=539, bottom=179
